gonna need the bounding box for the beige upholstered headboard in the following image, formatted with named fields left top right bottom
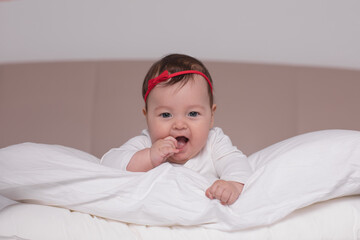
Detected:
left=1, top=61, right=359, bottom=158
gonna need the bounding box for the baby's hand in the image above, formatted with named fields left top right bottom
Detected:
left=205, top=180, right=244, bottom=205
left=150, top=136, right=179, bottom=167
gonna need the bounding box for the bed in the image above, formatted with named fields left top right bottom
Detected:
left=0, top=60, right=360, bottom=239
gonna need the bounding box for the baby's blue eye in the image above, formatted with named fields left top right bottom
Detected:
left=188, top=111, right=199, bottom=117
left=160, top=112, right=172, bottom=118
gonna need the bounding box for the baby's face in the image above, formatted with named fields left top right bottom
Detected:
left=144, top=75, right=216, bottom=164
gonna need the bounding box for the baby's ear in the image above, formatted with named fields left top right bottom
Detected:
left=210, top=104, right=217, bottom=128
left=142, top=108, right=147, bottom=116
left=211, top=104, right=217, bottom=114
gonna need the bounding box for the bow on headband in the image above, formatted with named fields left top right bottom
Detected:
left=144, top=70, right=213, bottom=102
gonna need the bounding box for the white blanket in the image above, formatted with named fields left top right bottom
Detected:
left=0, top=129, right=360, bottom=231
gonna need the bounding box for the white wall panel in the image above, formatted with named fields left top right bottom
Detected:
left=0, top=0, right=359, bottom=69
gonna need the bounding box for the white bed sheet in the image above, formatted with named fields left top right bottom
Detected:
left=0, top=129, right=360, bottom=238
left=0, top=195, right=359, bottom=240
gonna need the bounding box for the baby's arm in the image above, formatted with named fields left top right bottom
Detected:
left=206, top=128, right=252, bottom=205
left=205, top=180, right=244, bottom=205
left=127, top=136, right=179, bottom=172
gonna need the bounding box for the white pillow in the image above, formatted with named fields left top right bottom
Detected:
left=230, top=129, right=360, bottom=228
left=1, top=143, right=100, bottom=164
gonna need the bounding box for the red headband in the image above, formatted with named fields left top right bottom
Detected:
left=144, top=70, right=213, bottom=102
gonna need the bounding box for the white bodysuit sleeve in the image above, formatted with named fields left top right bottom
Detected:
left=100, top=130, right=151, bottom=171
left=211, top=128, right=253, bottom=184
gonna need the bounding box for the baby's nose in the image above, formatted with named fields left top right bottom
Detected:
left=173, top=118, right=187, bottom=130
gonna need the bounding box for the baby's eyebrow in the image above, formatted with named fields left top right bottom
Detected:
left=152, top=104, right=206, bottom=112
left=187, top=105, right=206, bottom=110
left=153, top=106, right=172, bottom=112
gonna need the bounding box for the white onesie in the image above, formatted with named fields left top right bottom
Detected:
left=101, top=127, right=252, bottom=184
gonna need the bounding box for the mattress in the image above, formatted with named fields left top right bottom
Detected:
left=0, top=195, right=359, bottom=240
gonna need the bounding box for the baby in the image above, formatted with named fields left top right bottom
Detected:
left=101, top=54, right=252, bottom=205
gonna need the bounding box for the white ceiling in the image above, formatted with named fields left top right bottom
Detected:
left=1, top=0, right=360, bottom=70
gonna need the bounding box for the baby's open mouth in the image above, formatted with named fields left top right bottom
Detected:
left=175, top=136, right=189, bottom=149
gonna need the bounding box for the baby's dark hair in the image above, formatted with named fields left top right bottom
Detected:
left=142, top=54, right=214, bottom=108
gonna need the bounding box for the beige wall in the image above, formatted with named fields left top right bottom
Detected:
left=1, top=61, right=359, bottom=158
